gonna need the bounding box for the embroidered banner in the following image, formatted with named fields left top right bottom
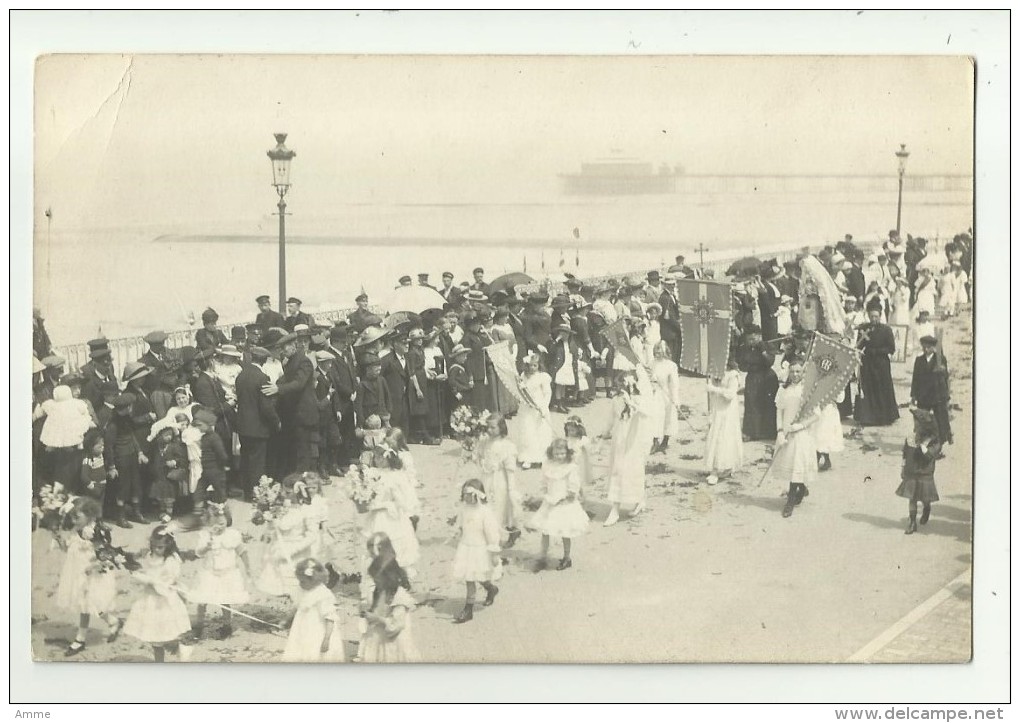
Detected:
left=484, top=340, right=531, bottom=409
left=600, top=317, right=641, bottom=367
left=675, top=278, right=732, bottom=377
left=795, top=333, right=860, bottom=425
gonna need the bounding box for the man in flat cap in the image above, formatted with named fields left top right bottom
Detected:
left=469, top=267, right=491, bottom=297
left=438, top=271, right=458, bottom=302
left=396, top=275, right=413, bottom=289
left=138, top=330, right=176, bottom=409
left=233, top=343, right=281, bottom=500
left=256, top=295, right=286, bottom=332
left=348, top=293, right=378, bottom=334
left=283, top=297, right=315, bottom=332
left=262, top=328, right=319, bottom=475
left=80, top=341, right=119, bottom=414
left=910, top=335, right=952, bottom=448
left=417, top=273, right=436, bottom=290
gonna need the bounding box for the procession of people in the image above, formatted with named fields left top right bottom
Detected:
left=30, top=228, right=971, bottom=662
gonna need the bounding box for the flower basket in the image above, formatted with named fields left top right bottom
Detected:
left=345, top=464, right=381, bottom=513
left=354, top=500, right=371, bottom=514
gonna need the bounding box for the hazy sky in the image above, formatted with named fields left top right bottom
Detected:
left=35, top=54, right=973, bottom=233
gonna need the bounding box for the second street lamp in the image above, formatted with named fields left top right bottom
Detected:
left=267, top=133, right=296, bottom=314
left=895, top=143, right=909, bottom=237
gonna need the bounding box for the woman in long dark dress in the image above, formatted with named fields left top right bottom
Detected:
left=854, top=304, right=900, bottom=426
left=737, top=326, right=778, bottom=441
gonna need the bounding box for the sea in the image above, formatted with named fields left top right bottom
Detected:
left=34, top=189, right=973, bottom=347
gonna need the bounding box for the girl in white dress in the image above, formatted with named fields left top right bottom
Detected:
left=303, top=473, right=331, bottom=558
left=257, top=476, right=316, bottom=601
left=888, top=276, right=913, bottom=326
left=283, top=554, right=346, bottom=660
left=56, top=497, right=123, bottom=657
left=189, top=502, right=250, bottom=639
left=644, top=303, right=663, bottom=360
left=360, top=533, right=421, bottom=663
left=649, top=341, right=681, bottom=455
left=529, top=439, right=589, bottom=571
left=451, top=479, right=502, bottom=624
left=475, top=413, right=522, bottom=546
left=385, top=429, right=422, bottom=531
left=771, top=362, right=822, bottom=518
left=364, top=450, right=420, bottom=579
left=564, top=415, right=593, bottom=496
left=123, top=525, right=192, bottom=662
left=600, top=370, right=654, bottom=527
left=704, top=363, right=745, bottom=485
left=814, top=401, right=845, bottom=472
left=516, top=353, right=553, bottom=469
left=282, top=558, right=346, bottom=663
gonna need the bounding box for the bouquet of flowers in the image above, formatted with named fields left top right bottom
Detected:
left=251, top=475, right=283, bottom=525
left=450, top=406, right=491, bottom=452
left=90, top=522, right=141, bottom=573
left=344, top=464, right=382, bottom=513
left=32, top=482, right=75, bottom=533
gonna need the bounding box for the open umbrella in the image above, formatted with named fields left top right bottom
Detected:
left=383, top=311, right=421, bottom=330
left=487, top=271, right=535, bottom=296
left=725, top=256, right=764, bottom=277
left=380, top=285, right=447, bottom=315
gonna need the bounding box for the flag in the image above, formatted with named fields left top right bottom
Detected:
left=484, top=341, right=531, bottom=409
left=600, top=318, right=640, bottom=367
left=675, top=278, right=732, bottom=377
left=794, top=333, right=860, bottom=425
left=541, top=251, right=545, bottom=272
left=575, top=247, right=579, bottom=268
left=523, top=255, right=527, bottom=273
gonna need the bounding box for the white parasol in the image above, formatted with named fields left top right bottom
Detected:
left=380, top=286, right=447, bottom=315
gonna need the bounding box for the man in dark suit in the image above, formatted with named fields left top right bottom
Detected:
left=757, top=263, right=783, bottom=342
left=348, top=294, right=378, bottom=333
left=438, top=271, right=459, bottom=303
left=262, top=328, right=319, bottom=475
left=846, top=253, right=867, bottom=304
left=521, top=293, right=552, bottom=361
left=910, top=335, right=952, bottom=447
left=235, top=346, right=281, bottom=499
left=190, top=349, right=236, bottom=461
left=381, top=335, right=412, bottom=433
left=283, top=297, right=315, bottom=332
left=255, top=295, right=286, bottom=332
left=80, top=347, right=119, bottom=414
left=326, top=324, right=360, bottom=469
left=469, top=267, right=491, bottom=297
left=658, top=276, right=682, bottom=364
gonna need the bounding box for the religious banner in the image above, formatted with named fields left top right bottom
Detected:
left=675, top=278, right=732, bottom=377
left=484, top=340, right=532, bottom=409
left=794, top=333, right=861, bottom=425
left=599, top=317, right=641, bottom=367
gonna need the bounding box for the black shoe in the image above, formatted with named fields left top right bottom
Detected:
left=127, top=507, right=149, bottom=525
left=919, top=506, right=931, bottom=525
left=905, top=519, right=918, bottom=535
left=483, top=585, right=499, bottom=607
left=454, top=605, right=474, bottom=624
left=113, top=516, right=133, bottom=530
left=556, top=557, right=572, bottom=571
left=782, top=502, right=794, bottom=518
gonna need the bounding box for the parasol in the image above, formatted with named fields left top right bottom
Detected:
left=725, top=256, right=764, bottom=278
left=916, top=254, right=947, bottom=274
left=383, top=311, right=421, bottom=330
left=487, top=272, right=534, bottom=296
left=380, top=285, right=447, bottom=315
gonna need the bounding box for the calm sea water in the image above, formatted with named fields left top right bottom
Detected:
left=35, top=191, right=972, bottom=345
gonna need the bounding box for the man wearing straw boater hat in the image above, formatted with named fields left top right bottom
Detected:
left=255, top=294, right=286, bottom=332
left=262, top=327, right=319, bottom=475
left=235, top=341, right=281, bottom=500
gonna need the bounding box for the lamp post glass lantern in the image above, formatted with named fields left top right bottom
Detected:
left=267, top=133, right=296, bottom=314
left=895, top=143, right=909, bottom=236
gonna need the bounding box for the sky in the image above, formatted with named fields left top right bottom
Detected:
left=34, top=54, right=974, bottom=235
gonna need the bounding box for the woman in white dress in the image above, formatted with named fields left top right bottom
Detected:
left=475, top=413, right=522, bottom=546
left=704, top=362, right=744, bottom=485
left=913, top=268, right=937, bottom=317
left=648, top=341, right=681, bottom=455
left=888, top=274, right=913, bottom=327
left=515, top=352, right=553, bottom=469
left=771, top=361, right=822, bottom=518
left=600, top=369, right=654, bottom=527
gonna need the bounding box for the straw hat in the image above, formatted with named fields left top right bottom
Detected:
left=215, top=344, right=243, bottom=359
left=450, top=344, right=470, bottom=358
left=122, top=361, right=151, bottom=383
left=354, top=326, right=387, bottom=348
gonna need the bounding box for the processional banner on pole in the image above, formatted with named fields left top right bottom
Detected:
left=599, top=317, right=641, bottom=367
left=675, top=278, right=732, bottom=377
left=794, top=333, right=860, bottom=425
left=484, top=341, right=532, bottom=409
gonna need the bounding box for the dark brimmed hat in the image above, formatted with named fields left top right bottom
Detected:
left=230, top=326, right=246, bottom=341
left=527, top=292, right=549, bottom=303
left=919, top=335, right=938, bottom=347
left=287, top=297, right=303, bottom=305
left=442, top=271, right=454, bottom=280
left=256, top=295, right=271, bottom=304
left=89, top=348, right=111, bottom=360
left=249, top=346, right=271, bottom=360
left=551, top=294, right=572, bottom=309
left=262, top=328, right=297, bottom=348
left=87, top=337, right=109, bottom=351
left=144, top=330, right=168, bottom=345
left=647, top=270, right=661, bottom=281
left=398, top=275, right=412, bottom=284
left=355, top=293, right=369, bottom=302
left=489, top=291, right=509, bottom=306
left=472, top=267, right=484, bottom=275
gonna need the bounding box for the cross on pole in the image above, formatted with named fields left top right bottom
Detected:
left=695, top=242, right=708, bottom=272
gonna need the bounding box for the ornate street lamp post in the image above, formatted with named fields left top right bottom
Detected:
left=267, top=133, right=296, bottom=314
left=895, top=143, right=909, bottom=237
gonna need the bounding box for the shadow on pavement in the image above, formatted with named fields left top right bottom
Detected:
left=843, top=512, right=972, bottom=542
left=932, top=504, right=972, bottom=523
left=726, top=492, right=787, bottom=513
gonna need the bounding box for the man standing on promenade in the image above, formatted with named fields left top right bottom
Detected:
left=438, top=271, right=458, bottom=303
left=235, top=345, right=281, bottom=499
left=348, top=294, right=377, bottom=333
left=283, top=297, right=315, bottom=332
left=469, top=267, right=491, bottom=297
left=255, top=295, right=286, bottom=332
left=910, top=335, right=953, bottom=449
left=262, top=328, right=319, bottom=475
